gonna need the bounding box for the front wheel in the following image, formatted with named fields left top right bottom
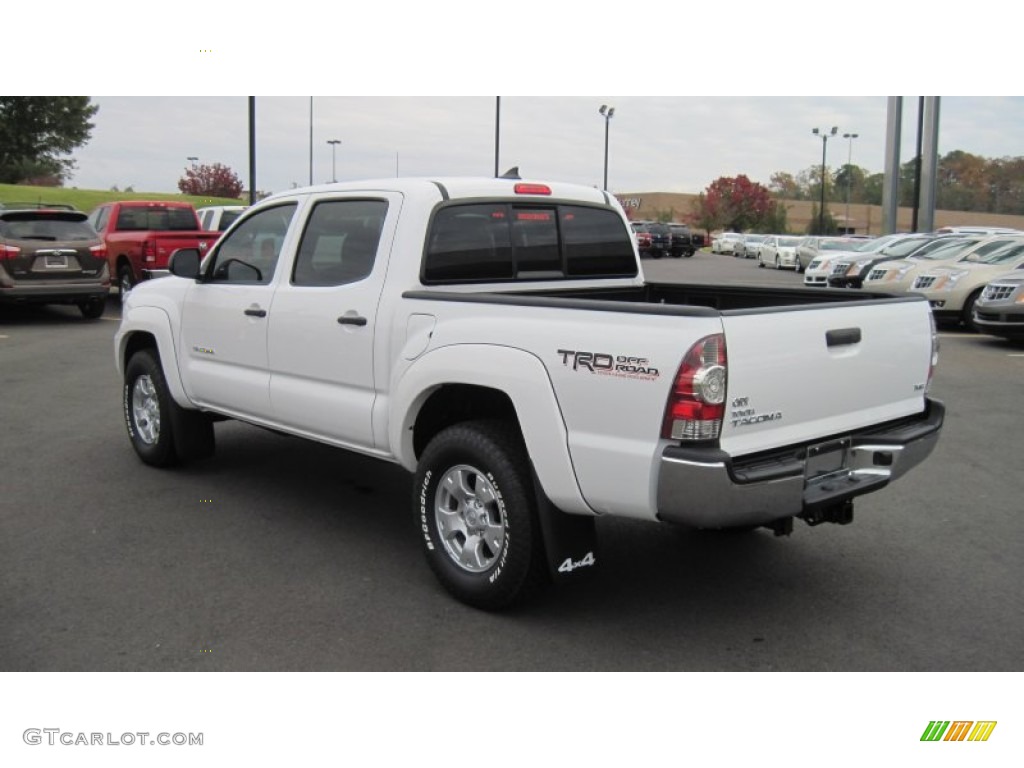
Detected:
left=962, top=289, right=983, bottom=332
left=414, top=421, right=548, bottom=610
left=124, top=349, right=214, bottom=466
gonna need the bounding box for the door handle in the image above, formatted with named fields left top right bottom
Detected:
left=337, top=315, right=367, bottom=326
left=826, top=328, right=861, bottom=347
left=244, top=308, right=267, bottom=318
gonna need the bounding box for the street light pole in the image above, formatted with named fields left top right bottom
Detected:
left=812, top=126, right=838, bottom=234
left=599, top=104, right=615, bottom=191
left=843, top=132, right=859, bottom=235
left=327, top=139, right=341, bottom=183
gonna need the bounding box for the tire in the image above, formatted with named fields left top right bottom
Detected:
left=414, top=420, right=548, bottom=610
left=758, top=256, right=765, bottom=268
left=118, top=264, right=136, bottom=306
left=962, top=289, right=983, bottom=332
left=775, top=256, right=781, bottom=270
left=78, top=297, right=106, bottom=319
left=123, top=349, right=214, bottom=467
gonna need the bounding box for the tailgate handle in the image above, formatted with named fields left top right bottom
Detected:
left=826, top=328, right=861, bottom=347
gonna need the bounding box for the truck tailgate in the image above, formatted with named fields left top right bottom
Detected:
left=718, top=298, right=933, bottom=457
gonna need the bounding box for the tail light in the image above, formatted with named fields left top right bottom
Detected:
left=1, top=244, right=21, bottom=260
left=142, top=240, right=156, bottom=263
left=662, top=334, right=727, bottom=441
left=89, top=243, right=107, bottom=260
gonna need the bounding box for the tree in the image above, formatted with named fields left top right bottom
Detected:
left=768, top=171, right=802, bottom=200
left=807, top=204, right=839, bottom=235
left=178, top=162, right=244, bottom=198
left=0, top=97, right=98, bottom=184
left=695, top=175, right=775, bottom=232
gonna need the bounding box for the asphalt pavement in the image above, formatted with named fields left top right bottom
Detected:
left=1, top=253, right=1021, bottom=671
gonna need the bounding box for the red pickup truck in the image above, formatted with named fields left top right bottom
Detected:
left=87, top=201, right=220, bottom=302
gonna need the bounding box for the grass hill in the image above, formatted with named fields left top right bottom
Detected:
left=0, top=183, right=243, bottom=213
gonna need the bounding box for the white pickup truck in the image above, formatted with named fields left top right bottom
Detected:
left=115, top=177, right=944, bottom=608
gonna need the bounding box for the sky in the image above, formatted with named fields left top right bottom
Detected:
left=65, top=96, right=1024, bottom=197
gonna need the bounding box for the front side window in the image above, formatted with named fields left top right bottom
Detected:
left=292, top=199, right=387, bottom=286
left=206, top=203, right=296, bottom=284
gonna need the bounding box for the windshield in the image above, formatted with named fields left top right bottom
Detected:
left=779, top=237, right=800, bottom=247
left=962, top=238, right=1024, bottom=263
left=977, top=242, right=1024, bottom=264
left=821, top=239, right=856, bottom=251
left=915, top=238, right=980, bottom=261
left=853, top=235, right=899, bottom=252
left=879, top=237, right=932, bottom=257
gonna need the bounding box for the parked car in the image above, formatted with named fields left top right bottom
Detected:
left=0, top=208, right=110, bottom=318
left=910, top=240, right=1024, bottom=329
left=757, top=235, right=802, bottom=270
left=196, top=205, right=247, bottom=232
left=668, top=223, right=695, bottom=258
left=633, top=221, right=672, bottom=258
left=737, top=233, right=767, bottom=260
left=827, top=235, right=946, bottom=289
left=711, top=232, right=743, bottom=255
left=862, top=235, right=1024, bottom=294
left=800, top=238, right=868, bottom=284
left=972, top=269, right=1024, bottom=339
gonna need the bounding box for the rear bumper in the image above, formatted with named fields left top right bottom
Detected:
left=0, top=281, right=109, bottom=304
left=656, top=399, right=945, bottom=528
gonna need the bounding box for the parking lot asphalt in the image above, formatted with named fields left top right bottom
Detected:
left=1, top=252, right=1022, bottom=671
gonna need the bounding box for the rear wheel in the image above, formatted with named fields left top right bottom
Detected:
left=414, top=420, right=548, bottom=610
left=78, top=297, right=106, bottom=319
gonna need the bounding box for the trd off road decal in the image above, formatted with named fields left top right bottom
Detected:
left=557, top=349, right=659, bottom=381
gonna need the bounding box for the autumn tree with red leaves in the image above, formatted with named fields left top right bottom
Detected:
left=177, top=162, right=243, bottom=198
left=692, top=175, right=779, bottom=234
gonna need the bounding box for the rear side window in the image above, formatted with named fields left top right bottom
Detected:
left=423, top=202, right=636, bottom=283
left=292, top=199, right=388, bottom=286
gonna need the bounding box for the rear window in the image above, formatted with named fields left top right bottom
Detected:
left=0, top=212, right=97, bottom=241
left=423, top=203, right=636, bottom=283
left=115, top=206, right=198, bottom=231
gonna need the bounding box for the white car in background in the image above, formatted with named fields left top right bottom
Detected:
left=910, top=240, right=1024, bottom=329
left=737, top=233, right=767, bottom=259
left=802, top=238, right=873, bottom=286
left=712, top=232, right=744, bottom=255
left=862, top=234, right=1024, bottom=294
left=757, top=235, right=802, bottom=270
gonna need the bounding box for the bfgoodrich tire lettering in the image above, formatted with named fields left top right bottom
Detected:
left=414, top=420, right=548, bottom=610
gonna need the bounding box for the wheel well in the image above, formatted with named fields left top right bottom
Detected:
left=116, top=256, right=133, bottom=276
left=413, top=385, right=519, bottom=459
left=123, top=331, right=158, bottom=368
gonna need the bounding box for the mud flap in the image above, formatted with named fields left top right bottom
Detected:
left=532, top=470, right=598, bottom=583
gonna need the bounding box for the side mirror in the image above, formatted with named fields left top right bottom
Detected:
left=168, top=248, right=201, bottom=279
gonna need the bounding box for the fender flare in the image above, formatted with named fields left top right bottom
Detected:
left=115, top=306, right=192, bottom=410
left=390, top=344, right=593, bottom=516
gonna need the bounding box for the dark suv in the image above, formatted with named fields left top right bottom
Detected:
left=669, top=223, right=696, bottom=258
left=0, top=209, right=110, bottom=318
left=632, top=221, right=671, bottom=258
